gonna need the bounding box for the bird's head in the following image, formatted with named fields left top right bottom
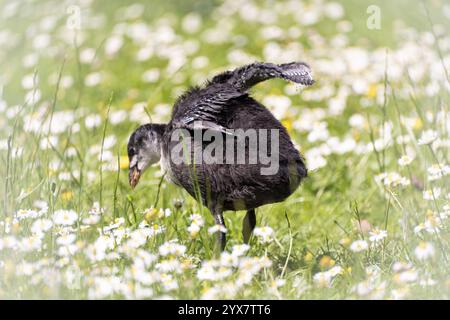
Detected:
left=127, top=123, right=165, bottom=189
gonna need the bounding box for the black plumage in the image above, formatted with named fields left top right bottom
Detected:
left=127, top=61, right=314, bottom=250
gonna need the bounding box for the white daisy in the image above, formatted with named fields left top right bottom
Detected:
left=53, top=210, right=78, bottom=226
left=418, top=129, right=438, bottom=145
left=414, top=242, right=435, bottom=260
left=368, top=229, right=387, bottom=243
left=349, top=240, right=369, bottom=252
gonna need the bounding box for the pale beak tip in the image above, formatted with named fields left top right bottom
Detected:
left=129, top=167, right=141, bottom=189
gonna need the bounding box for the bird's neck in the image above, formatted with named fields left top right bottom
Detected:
left=150, top=123, right=167, bottom=137
left=150, top=123, right=167, bottom=158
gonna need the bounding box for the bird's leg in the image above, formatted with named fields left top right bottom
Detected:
left=213, top=211, right=227, bottom=252
left=242, top=209, right=256, bottom=244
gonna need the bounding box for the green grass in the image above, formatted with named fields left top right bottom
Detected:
left=0, top=0, right=449, bottom=299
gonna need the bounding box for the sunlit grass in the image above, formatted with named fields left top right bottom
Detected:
left=0, top=0, right=449, bottom=299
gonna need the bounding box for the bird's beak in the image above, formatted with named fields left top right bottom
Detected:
left=129, top=165, right=141, bottom=189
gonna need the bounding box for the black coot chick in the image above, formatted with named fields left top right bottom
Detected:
left=128, top=61, right=314, bottom=250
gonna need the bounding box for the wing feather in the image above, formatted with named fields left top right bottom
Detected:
left=171, top=61, right=314, bottom=133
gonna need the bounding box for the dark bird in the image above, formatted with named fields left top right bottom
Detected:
left=127, top=61, right=314, bottom=250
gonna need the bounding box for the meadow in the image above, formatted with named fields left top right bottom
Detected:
left=0, top=0, right=449, bottom=299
